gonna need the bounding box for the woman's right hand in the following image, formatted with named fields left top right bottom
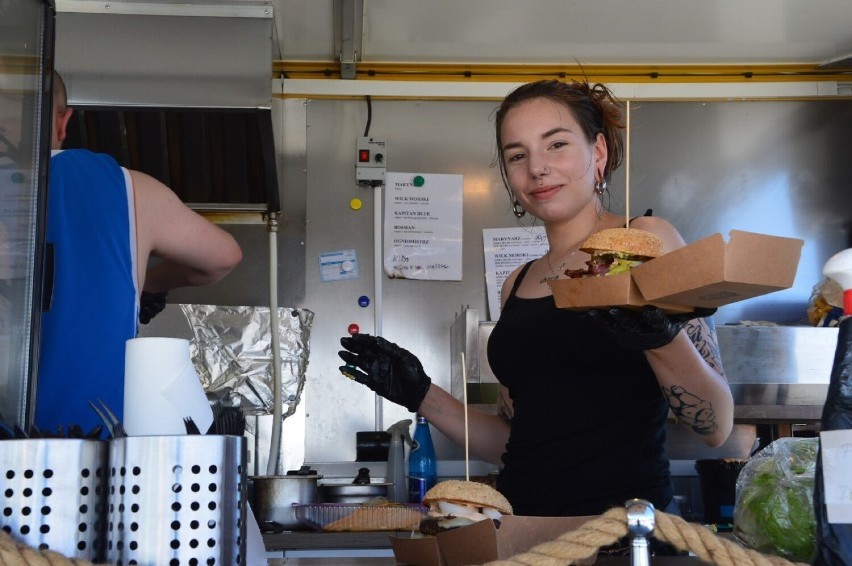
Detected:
left=338, top=334, right=431, bottom=413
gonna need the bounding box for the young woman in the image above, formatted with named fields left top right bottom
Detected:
left=339, top=80, right=733, bottom=518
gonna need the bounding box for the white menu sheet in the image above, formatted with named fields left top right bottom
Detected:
left=384, top=172, right=463, bottom=281
left=482, top=226, right=549, bottom=321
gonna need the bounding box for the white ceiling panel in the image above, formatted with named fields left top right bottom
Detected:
left=275, top=0, right=852, bottom=66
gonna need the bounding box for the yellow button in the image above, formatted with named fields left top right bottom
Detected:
left=350, top=198, right=363, bottom=210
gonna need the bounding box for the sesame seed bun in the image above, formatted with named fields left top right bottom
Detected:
left=422, top=480, right=513, bottom=515
left=579, top=227, right=664, bottom=260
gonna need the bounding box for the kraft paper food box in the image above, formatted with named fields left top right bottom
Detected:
left=549, top=270, right=693, bottom=314
left=630, top=230, right=803, bottom=308
left=389, top=515, right=596, bottom=566
left=550, top=230, right=802, bottom=312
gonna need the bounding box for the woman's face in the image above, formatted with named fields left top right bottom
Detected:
left=500, top=97, right=606, bottom=224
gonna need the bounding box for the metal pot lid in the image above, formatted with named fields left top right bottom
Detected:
left=251, top=471, right=323, bottom=481
left=321, top=483, right=391, bottom=494
left=286, top=465, right=320, bottom=476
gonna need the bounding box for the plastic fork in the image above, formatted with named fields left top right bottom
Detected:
left=88, top=398, right=127, bottom=438
left=183, top=416, right=201, bottom=435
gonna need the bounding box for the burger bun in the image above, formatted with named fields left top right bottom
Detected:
left=419, top=480, right=512, bottom=535
left=580, top=227, right=664, bottom=260
left=423, top=480, right=513, bottom=515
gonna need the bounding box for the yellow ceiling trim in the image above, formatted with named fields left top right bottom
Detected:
left=273, top=61, right=852, bottom=83
left=0, top=55, right=41, bottom=74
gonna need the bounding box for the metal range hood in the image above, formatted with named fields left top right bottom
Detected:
left=54, top=0, right=279, bottom=212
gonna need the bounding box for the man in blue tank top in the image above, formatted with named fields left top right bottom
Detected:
left=34, top=72, right=243, bottom=436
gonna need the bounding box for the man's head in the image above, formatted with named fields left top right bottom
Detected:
left=51, top=71, right=73, bottom=150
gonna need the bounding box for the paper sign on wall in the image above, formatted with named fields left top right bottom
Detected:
left=482, top=226, right=549, bottom=321
left=384, top=172, right=463, bottom=281
left=819, top=430, right=852, bottom=523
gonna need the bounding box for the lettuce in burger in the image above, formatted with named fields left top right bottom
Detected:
left=565, top=227, right=664, bottom=278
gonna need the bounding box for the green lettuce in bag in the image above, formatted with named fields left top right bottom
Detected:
left=733, top=437, right=818, bottom=563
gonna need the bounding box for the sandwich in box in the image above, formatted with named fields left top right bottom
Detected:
left=551, top=229, right=802, bottom=312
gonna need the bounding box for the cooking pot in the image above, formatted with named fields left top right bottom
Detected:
left=320, top=482, right=391, bottom=504
left=251, top=468, right=322, bottom=531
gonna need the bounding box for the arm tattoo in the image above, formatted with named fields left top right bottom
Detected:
left=662, top=384, right=718, bottom=436
left=685, top=318, right=726, bottom=377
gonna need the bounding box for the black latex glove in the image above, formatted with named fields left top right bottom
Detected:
left=338, top=333, right=431, bottom=413
left=584, top=305, right=717, bottom=351
left=139, top=291, right=168, bottom=324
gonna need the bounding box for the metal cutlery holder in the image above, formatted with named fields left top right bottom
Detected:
left=106, top=435, right=247, bottom=566
left=0, top=438, right=109, bottom=561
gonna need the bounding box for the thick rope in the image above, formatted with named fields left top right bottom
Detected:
left=485, top=507, right=811, bottom=566
left=0, top=531, right=102, bottom=566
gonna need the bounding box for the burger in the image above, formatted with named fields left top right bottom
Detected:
left=565, top=227, right=664, bottom=278
left=418, top=480, right=513, bottom=535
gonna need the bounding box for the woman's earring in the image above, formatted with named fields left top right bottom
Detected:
left=594, top=179, right=607, bottom=196
left=512, top=200, right=526, bottom=219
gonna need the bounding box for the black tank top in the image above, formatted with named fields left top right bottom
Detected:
left=487, top=261, right=672, bottom=516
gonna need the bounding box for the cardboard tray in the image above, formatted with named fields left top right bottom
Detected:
left=389, top=515, right=596, bottom=566
left=631, top=230, right=803, bottom=308
left=549, top=272, right=693, bottom=314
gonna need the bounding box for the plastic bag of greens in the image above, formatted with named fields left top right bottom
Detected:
left=733, top=437, right=818, bottom=563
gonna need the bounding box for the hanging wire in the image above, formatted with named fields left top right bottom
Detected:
left=363, top=95, right=372, bottom=136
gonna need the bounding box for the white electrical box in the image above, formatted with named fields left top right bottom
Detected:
left=356, top=136, right=387, bottom=183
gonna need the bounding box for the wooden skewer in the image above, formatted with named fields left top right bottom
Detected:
left=625, top=100, right=631, bottom=227
left=461, top=351, right=469, bottom=481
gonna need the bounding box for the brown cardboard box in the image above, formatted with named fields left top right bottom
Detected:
left=549, top=230, right=802, bottom=312
left=389, top=515, right=596, bottom=566
left=631, top=230, right=803, bottom=308
left=549, top=271, right=693, bottom=313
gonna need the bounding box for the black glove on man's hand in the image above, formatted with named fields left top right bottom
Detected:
left=139, top=291, right=168, bottom=324
left=584, top=305, right=717, bottom=351
left=338, top=333, right=431, bottom=413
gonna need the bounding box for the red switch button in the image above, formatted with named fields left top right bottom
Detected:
left=358, top=149, right=370, bottom=163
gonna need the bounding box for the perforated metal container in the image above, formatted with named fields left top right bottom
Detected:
left=106, top=435, right=247, bottom=566
left=0, top=438, right=108, bottom=561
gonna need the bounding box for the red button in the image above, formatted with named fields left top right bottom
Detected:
left=358, top=149, right=370, bottom=163
left=348, top=323, right=360, bottom=335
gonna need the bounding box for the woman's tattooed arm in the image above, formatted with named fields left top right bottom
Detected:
left=662, top=315, right=728, bottom=437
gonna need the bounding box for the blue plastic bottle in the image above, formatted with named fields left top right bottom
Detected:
left=408, top=415, right=437, bottom=503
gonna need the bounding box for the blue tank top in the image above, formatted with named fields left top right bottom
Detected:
left=35, top=150, right=138, bottom=435
left=487, top=261, right=672, bottom=516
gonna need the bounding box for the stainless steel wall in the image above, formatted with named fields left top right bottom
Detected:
left=164, top=95, right=850, bottom=469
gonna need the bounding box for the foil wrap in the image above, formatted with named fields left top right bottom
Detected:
left=180, top=304, right=314, bottom=417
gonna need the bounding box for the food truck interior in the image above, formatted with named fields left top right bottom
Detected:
left=2, top=0, right=850, bottom=559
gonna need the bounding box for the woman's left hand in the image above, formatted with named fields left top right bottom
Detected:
left=584, top=305, right=716, bottom=350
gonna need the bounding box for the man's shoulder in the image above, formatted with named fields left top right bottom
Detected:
left=52, top=148, right=121, bottom=168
